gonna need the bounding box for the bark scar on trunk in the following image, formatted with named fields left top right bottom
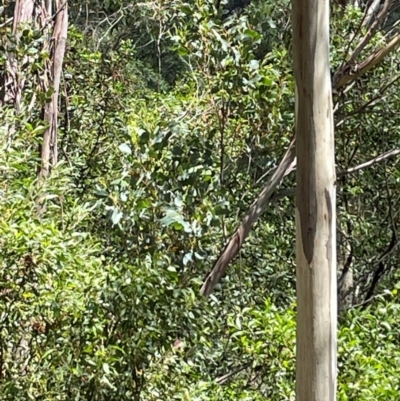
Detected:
left=297, top=167, right=317, bottom=265
left=325, top=188, right=333, bottom=263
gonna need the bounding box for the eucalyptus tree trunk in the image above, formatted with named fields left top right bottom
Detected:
left=292, top=0, right=337, bottom=400
left=1, top=0, right=68, bottom=180
left=39, top=0, right=68, bottom=179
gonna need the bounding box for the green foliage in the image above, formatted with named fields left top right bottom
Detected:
left=339, top=293, right=400, bottom=400
left=1, top=0, right=400, bottom=400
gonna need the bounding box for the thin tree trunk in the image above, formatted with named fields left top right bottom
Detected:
left=337, top=229, right=354, bottom=312
left=1, top=0, right=68, bottom=181
left=0, top=0, right=35, bottom=111
left=39, top=0, right=68, bottom=179
left=292, top=0, right=337, bottom=400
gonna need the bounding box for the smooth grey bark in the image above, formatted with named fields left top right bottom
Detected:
left=292, top=0, right=337, bottom=400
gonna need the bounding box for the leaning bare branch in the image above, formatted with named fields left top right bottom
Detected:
left=201, top=145, right=400, bottom=297
left=200, top=138, right=296, bottom=297
left=201, top=144, right=400, bottom=297
left=335, top=31, right=400, bottom=89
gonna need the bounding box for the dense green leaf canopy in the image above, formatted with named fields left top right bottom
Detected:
left=1, top=0, right=400, bottom=399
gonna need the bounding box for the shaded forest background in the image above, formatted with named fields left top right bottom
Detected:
left=1, top=0, right=400, bottom=399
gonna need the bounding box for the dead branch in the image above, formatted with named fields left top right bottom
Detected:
left=215, top=361, right=252, bottom=385
left=335, top=31, right=400, bottom=89
left=200, top=138, right=296, bottom=297
left=272, top=148, right=400, bottom=201
left=348, top=0, right=392, bottom=65
left=341, top=148, right=400, bottom=175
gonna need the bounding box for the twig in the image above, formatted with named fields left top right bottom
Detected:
left=363, top=233, right=399, bottom=303
left=0, top=17, right=12, bottom=29
left=336, top=74, right=400, bottom=127
left=344, top=289, right=393, bottom=311
left=341, top=148, right=400, bottom=175
left=97, top=13, right=124, bottom=47
left=215, top=361, right=252, bottom=385
left=272, top=148, right=400, bottom=201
